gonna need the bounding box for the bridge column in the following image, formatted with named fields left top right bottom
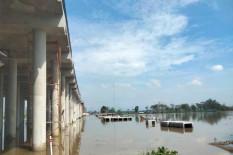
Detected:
left=19, top=86, right=25, bottom=144
left=32, top=29, right=46, bottom=151
left=16, top=81, right=21, bottom=146
left=52, top=60, right=59, bottom=136
left=61, top=75, right=66, bottom=129
left=5, top=58, right=17, bottom=150
left=17, top=83, right=25, bottom=146
left=46, top=87, right=51, bottom=127
left=69, top=86, right=74, bottom=124
left=65, top=81, right=69, bottom=126
left=0, top=68, right=3, bottom=151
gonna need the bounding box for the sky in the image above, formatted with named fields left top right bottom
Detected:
left=65, top=0, right=233, bottom=111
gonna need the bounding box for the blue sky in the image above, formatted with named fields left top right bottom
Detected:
left=65, top=0, right=233, bottom=111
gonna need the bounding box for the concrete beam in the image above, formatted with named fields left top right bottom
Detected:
left=62, top=69, right=75, bottom=77
left=0, top=12, right=64, bottom=29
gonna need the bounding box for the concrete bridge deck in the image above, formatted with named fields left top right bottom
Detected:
left=0, top=0, right=85, bottom=152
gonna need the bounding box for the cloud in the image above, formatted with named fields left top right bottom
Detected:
left=70, top=0, right=221, bottom=77
left=101, top=83, right=131, bottom=89
left=115, top=83, right=131, bottom=88
left=101, top=84, right=109, bottom=89
left=190, top=78, right=203, bottom=86
left=146, top=79, right=161, bottom=88
left=211, top=65, right=223, bottom=71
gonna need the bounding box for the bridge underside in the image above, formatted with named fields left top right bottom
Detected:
left=0, top=0, right=84, bottom=152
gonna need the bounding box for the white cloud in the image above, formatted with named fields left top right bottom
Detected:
left=211, top=65, right=223, bottom=71
left=70, top=0, right=219, bottom=77
left=101, top=83, right=131, bottom=89
left=172, top=55, right=195, bottom=65
left=190, top=78, right=203, bottom=86
left=146, top=79, right=161, bottom=88
left=115, top=83, right=131, bottom=88
left=101, top=84, right=109, bottom=89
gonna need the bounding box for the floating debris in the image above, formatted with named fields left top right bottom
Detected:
left=209, top=140, right=233, bottom=153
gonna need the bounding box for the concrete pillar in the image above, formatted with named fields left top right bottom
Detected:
left=64, top=128, right=69, bottom=155
left=76, top=100, right=79, bottom=118
left=5, top=58, right=17, bottom=150
left=19, top=87, right=25, bottom=144
left=61, top=75, right=66, bottom=129
left=27, top=77, right=33, bottom=144
left=73, top=97, right=76, bottom=120
left=79, top=101, right=81, bottom=118
left=16, top=82, right=21, bottom=146
left=17, top=84, right=25, bottom=145
left=79, top=103, right=81, bottom=118
left=46, top=87, right=51, bottom=129
left=52, top=60, right=59, bottom=136
left=80, top=103, right=82, bottom=117
left=0, top=68, right=4, bottom=151
left=65, top=81, right=69, bottom=127
left=32, top=29, right=47, bottom=151
left=69, top=124, right=73, bottom=154
left=69, top=86, right=74, bottom=124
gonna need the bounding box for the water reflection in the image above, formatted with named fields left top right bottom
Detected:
left=141, top=112, right=229, bottom=125
left=2, top=118, right=85, bottom=155
left=160, top=127, right=193, bottom=134
left=146, top=123, right=156, bottom=129
left=135, top=115, right=139, bottom=122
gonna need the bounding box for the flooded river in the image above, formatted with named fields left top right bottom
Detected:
left=2, top=111, right=233, bottom=155
left=79, top=112, right=233, bottom=155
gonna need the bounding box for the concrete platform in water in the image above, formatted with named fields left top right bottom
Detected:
left=146, top=120, right=156, bottom=125
left=102, top=116, right=132, bottom=122
left=160, top=121, right=193, bottom=128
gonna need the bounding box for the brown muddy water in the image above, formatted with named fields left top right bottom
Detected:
left=79, top=112, right=233, bottom=155
left=2, top=111, right=233, bottom=155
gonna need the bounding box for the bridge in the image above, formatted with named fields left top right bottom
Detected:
left=0, top=0, right=84, bottom=152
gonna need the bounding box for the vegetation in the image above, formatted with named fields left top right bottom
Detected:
left=99, top=99, right=233, bottom=115
left=135, top=106, right=139, bottom=113
left=116, top=109, right=123, bottom=115
left=139, top=146, right=178, bottom=155
left=100, top=106, right=109, bottom=113
left=149, top=99, right=233, bottom=113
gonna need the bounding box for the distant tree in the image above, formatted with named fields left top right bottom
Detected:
left=202, top=99, right=221, bottom=111
left=100, top=106, right=109, bottom=113
left=151, top=104, right=159, bottom=113
left=169, top=104, right=175, bottom=112
left=135, top=106, right=139, bottom=113
left=109, top=107, right=115, bottom=113
left=116, top=109, right=122, bottom=115
left=180, top=104, right=191, bottom=112
left=191, top=104, right=197, bottom=112
left=175, top=105, right=182, bottom=113
left=145, top=106, right=149, bottom=113
left=196, top=103, right=203, bottom=111
left=150, top=103, right=169, bottom=113
left=160, top=104, right=169, bottom=113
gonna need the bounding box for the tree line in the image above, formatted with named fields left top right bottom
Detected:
left=148, top=99, right=233, bottom=113
left=99, top=99, right=233, bottom=114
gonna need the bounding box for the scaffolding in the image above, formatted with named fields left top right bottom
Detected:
left=26, top=39, right=63, bottom=148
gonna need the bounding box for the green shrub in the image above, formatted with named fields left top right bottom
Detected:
left=139, top=146, right=178, bottom=155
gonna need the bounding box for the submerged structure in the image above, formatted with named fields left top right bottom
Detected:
left=0, top=0, right=84, bottom=152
